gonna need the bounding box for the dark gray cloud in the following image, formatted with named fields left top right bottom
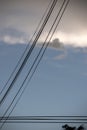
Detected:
left=50, top=38, right=64, bottom=50
left=48, top=38, right=66, bottom=60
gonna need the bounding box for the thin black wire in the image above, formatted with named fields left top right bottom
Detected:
left=0, top=0, right=53, bottom=96
left=0, top=121, right=87, bottom=124
left=1, top=116, right=87, bottom=124
left=0, top=0, right=58, bottom=107
left=0, top=0, right=60, bottom=123
left=9, top=0, right=70, bottom=119
left=1, top=116, right=87, bottom=120
left=0, top=0, right=66, bottom=129
left=7, top=0, right=70, bottom=123
left=0, top=0, right=69, bottom=129
left=0, top=0, right=59, bottom=128
left=0, top=0, right=70, bottom=129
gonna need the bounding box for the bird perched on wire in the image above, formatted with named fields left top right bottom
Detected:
left=77, top=125, right=84, bottom=130
left=62, top=124, right=76, bottom=130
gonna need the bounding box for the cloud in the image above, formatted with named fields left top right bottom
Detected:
left=0, top=0, right=50, bottom=36
left=49, top=38, right=64, bottom=50
left=48, top=38, right=66, bottom=60
left=0, top=28, right=29, bottom=44
left=52, top=31, right=87, bottom=48
left=0, top=0, right=87, bottom=48
left=0, top=35, right=26, bottom=44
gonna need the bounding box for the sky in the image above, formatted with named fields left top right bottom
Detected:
left=0, top=0, right=87, bottom=46
left=0, top=0, right=87, bottom=130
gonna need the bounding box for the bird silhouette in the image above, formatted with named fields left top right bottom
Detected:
left=77, top=125, right=84, bottom=130
left=62, top=124, right=76, bottom=130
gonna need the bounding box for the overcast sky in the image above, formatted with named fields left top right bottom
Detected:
left=0, top=0, right=87, bottom=46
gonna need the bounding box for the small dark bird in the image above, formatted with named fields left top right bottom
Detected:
left=77, top=125, right=84, bottom=130
left=62, top=124, right=76, bottom=130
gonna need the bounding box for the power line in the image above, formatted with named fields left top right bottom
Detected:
left=0, top=0, right=62, bottom=123
left=1, top=116, right=87, bottom=123
left=0, top=0, right=53, bottom=96
left=0, top=0, right=54, bottom=99
left=0, top=0, right=58, bottom=107
left=0, top=121, right=87, bottom=124
left=0, top=0, right=70, bottom=129
left=1, top=116, right=87, bottom=120
left=0, top=0, right=59, bottom=128
left=10, top=0, right=70, bottom=119
left=0, top=116, right=87, bottom=123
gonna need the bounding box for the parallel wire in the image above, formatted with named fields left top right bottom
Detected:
left=1, top=116, right=87, bottom=123
left=0, top=0, right=59, bottom=129
left=0, top=116, right=87, bottom=123
left=0, top=121, right=87, bottom=124
left=0, top=0, right=58, bottom=107
left=9, top=0, right=70, bottom=119
left=0, top=0, right=70, bottom=129
left=0, top=0, right=53, bottom=97
left=0, top=0, right=53, bottom=96
left=0, top=0, right=59, bottom=121
left=1, top=116, right=87, bottom=120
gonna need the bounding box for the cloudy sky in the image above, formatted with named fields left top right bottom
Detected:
left=0, top=0, right=87, bottom=130
left=0, top=0, right=87, bottom=46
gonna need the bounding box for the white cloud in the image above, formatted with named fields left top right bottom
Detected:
left=0, top=28, right=29, bottom=44
left=0, top=35, right=28, bottom=44
left=52, top=31, right=87, bottom=47
left=36, top=30, right=87, bottom=48
left=1, top=27, right=87, bottom=49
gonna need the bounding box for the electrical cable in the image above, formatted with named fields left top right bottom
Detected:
left=0, top=0, right=70, bottom=129
left=1, top=116, right=87, bottom=120
left=0, top=0, right=60, bottom=122
left=0, top=0, right=58, bottom=107
left=0, top=0, right=53, bottom=96
left=0, top=0, right=53, bottom=97
left=0, top=116, right=87, bottom=124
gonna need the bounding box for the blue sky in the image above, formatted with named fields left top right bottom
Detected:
left=0, top=43, right=87, bottom=130
left=0, top=43, right=87, bottom=116
left=0, top=0, right=87, bottom=130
